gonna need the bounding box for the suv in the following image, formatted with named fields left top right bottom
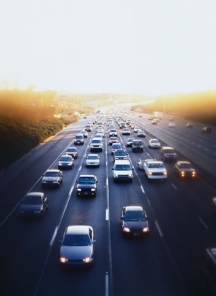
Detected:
left=41, top=169, right=63, bottom=188
left=161, top=146, right=177, bottom=161
left=112, top=160, right=134, bottom=183
left=109, top=129, right=118, bottom=137
left=90, top=138, right=103, bottom=152
left=113, top=149, right=128, bottom=161
left=76, top=175, right=98, bottom=197
left=132, top=140, right=144, bottom=152
left=142, top=159, right=167, bottom=182
left=74, top=134, right=84, bottom=145
left=201, top=247, right=216, bottom=294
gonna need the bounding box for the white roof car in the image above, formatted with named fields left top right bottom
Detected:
left=148, top=139, right=161, bottom=148
left=86, top=154, right=100, bottom=167
left=143, top=160, right=167, bottom=182
left=112, top=159, right=134, bottom=183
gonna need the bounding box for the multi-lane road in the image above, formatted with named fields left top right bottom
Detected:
left=0, top=113, right=215, bottom=296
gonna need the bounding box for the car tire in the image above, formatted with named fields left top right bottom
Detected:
left=114, top=179, right=116, bottom=183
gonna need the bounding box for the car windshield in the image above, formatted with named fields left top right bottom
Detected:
left=164, top=149, right=174, bottom=153
left=92, top=140, right=101, bottom=143
left=115, top=165, right=131, bottom=171
left=63, top=234, right=91, bottom=246
left=88, top=156, right=98, bottom=160
left=23, top=195, right=41, bottom=205
left=124, top=211, right=146, bottom=221
left=76, top=136, right=82, bottom=139
left=44, top=171, right=59, bottom=177
left=115, top=151, right=126, bottom=156
left=67, top=148, right=76, bottom=152
left=112, top=145, right=121, bottom=149
left=78, top=177, right=95, bottom=184
left=148, top=163, right=164, bottom=168
left=60, top=157, right=71, bottom=161
left=133, top=141, right=142, bottom=145
left=179, top=163, right=192, bottom=169
left=151, top=140, right=159, bottom=143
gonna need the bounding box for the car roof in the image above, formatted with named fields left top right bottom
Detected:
left=79, top=174, right=96, bottom=178
left=125, top=206, right=144, bottom=211
left=25, top=192, right=44, bottom=198
left=67, top=147, right=77, bottom=150
left=60, top=154, right=72, bottom=158
left=66, top=225, right=92, bottom=235
left=46, top=169, right=61, bottom=173
left=114, top=159, right=130, bottom=164
left=162, top=146, right=174, bottom=149
left=75, top=133, right=83, bottom=136
left=87, top=154, right=99, bottom=157
left=176, top=161, right=191, bottom=165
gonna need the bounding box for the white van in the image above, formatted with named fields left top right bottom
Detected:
left=112, top=159, right=134, bottom=183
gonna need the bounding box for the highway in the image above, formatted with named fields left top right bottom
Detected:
left=0, top=113, right=215, bottom=296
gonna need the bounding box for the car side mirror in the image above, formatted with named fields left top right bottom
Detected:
left=112, top=168, right=114, bottom=170
left=132, top=167, right=134, bottom=170
left=120, top=217, right=124, bottom=220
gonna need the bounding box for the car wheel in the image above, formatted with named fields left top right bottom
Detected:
left=141, top=149, right=143, bottom=152
left=114, top=179, right=116, bottom=183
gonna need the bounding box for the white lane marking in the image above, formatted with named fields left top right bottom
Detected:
left=140, top=185, right=145, bottom=193
left=155, top=221, right=163, bottom=237
left=106, top=178, right=108, bottom=186
left=78, top=165, right=82, bottom=171
left=50, top=226, right=59, bottom=246
left=105, top=272, right=109, bottom=296
left=171, top=183, right=178, bottom=190
left=106, top=209, right=109, bottom=221
left=198, top=216, right=209, bottom=230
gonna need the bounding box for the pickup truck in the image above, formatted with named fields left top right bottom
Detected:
left=137, top=158, right=167, bottom=182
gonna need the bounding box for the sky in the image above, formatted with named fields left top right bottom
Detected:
left=0, top=0, right=216, bottom=95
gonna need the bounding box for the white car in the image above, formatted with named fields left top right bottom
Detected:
left=168, top=122, right=176, bottom=128
left=86, top=154, right=100, bottom=167
left=90, top=138, right=103, bottom=152
left=148, top=139, right=161, bottom=148
left=143, top=159, right=167, bottom=182
left=122, top=128, right=131, bottom=135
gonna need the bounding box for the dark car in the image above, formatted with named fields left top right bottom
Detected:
left=76, top=175, right=98, bottom=197
left=41, top=169, right=63, bottom=188
left=59, top=225, right=96, bottom=268
left=58, top=155, right=74, bottom=169
left=111, top=143, right=122, bottom=155
left=161, top=146, right=177, bottom=161
left=202, top=126, right=212, bottom=133
left=85, top=125, right=92, bottom=132
left=174, top=161, right=196, bottom=177
left=132, top=140, right=144, bottom=152
left=80, top=130, right=88, bottom=138
left=74, top=134, right=84, bottom=145
left=126, top=137, right=134, bottom=147
left=113, top=149, right=128, bottom=161
left=19, top=192, right=48, bottom=218
left=120, top=206, right=149, bottom=237
left=66, top=147, right=78, bottom=159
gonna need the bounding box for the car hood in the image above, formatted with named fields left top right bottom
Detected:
left=123, top=220, right=148, bottom=230
left=20, top=204, right=41, bottom=212
left=60, top=245, right=92, bottom=260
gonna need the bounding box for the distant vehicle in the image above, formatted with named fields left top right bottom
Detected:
left=109, top=137, right=119, bottom=145
left=168, top=122, right=176, bottom=128
left=90, top=138, right=103, bottom=152
left=137, top=130, right=146, bottom=137
left=202, top=126, right=212, bottom=133
left=161, top=146, right=177, bottom=161
left=66, top=147, right=78, bottom=159
left=111, top=143, right=122, bottom=155
left=19, top=192, right=48, bottom=218
left=120, top=206, right=149, bottom=237
left=174, top=161, right=196, bottom=178
left=76, top=175, right=98, bottom=197
left=58, top=155, right=74, bottom=170
left=148, top=139, right=161, bottom=148
left=126, top=137, right=134, bottom=147
left=138, top=159, right=167, bottom=182
left=113, top=149, right=128, bottom=161
left=85, top=125, right=92, bottom=132
left=132, top=140, right=144, bottom=152
left=186, top=123, right=193, bottom=128
left=122, top=128, right=131, bottom=135
left=41, top=169, right=63, bottom=188
left=86, top=154, right=100, bottom=167
left=134, top=126, right=141, bottom=133
left=109, top=129, right=118, bottom=137
left=151, top=119, right=157, bottom=125
left=80, top=130, right=88, bottom=138
left=112, top=159, right=134, bottom=183
left=59, top=225, right=96, bottom=268
left=74, top=134, right=84, bottom=145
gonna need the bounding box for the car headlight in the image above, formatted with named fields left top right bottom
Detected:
left=192, top=172, right=196, bottom=177
left=60, top=257, right=68, bottom=263
left=83, top=257, right=91, bottom=263
left=77, top=188, right=81, bottom=191
left=114, top=174, right=118, bottom=178
left=123, top=227, right=130, bottom=232
left=181, top=171, right=185, bottom=177
left=163, top=171, right=167, bottom=176
left=91, top=188, right=96, bottom=192
left=143, top=227, right=149, bottom=232
left=148, top=172, right=153, bottom=176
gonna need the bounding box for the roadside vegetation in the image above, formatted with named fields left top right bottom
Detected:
left=131, top=91, right=216, bottom=126
left=0, top=88, right=81, bottom=169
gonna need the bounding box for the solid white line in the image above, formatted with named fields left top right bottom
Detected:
left=78, top=166, right=82, bottom=171
left=171, top=183, right=178, bottom=190
left=105, top=272, right=109, bottom=296
left=50, top=226, right=59, bottom=246
left=155, top=221, right=163, bottom=237
left=106, top=209, right=109, bottom=221
left=198, top=216, right=209, bottom=230
left=106, top=178, right=108, bottom=186
left=140, top=185, right=145, bottom=193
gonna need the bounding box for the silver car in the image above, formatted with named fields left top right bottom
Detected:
left=59, top=225, right=96, bottom=268
left=41, top=169, right=63, bottom=188
left=86, top=154, right=100, bottom=167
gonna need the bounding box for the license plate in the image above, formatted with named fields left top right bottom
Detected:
left=134, top=233, right=139, bottom=236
